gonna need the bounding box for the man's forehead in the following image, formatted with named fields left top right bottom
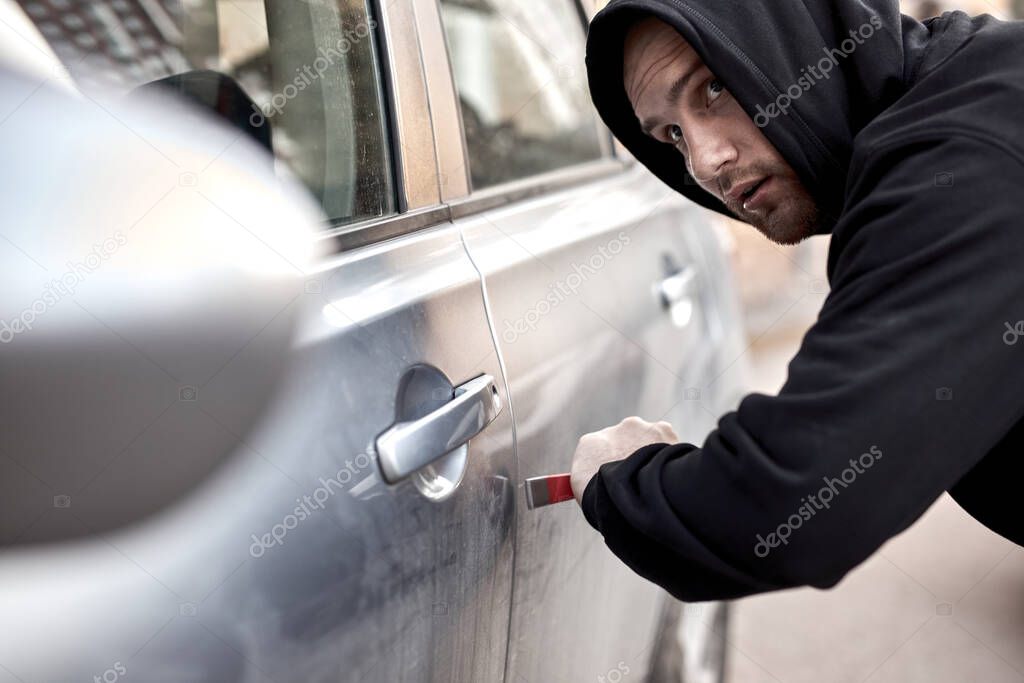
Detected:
left=623, top=17, right=699, bottom=102
left=624, top=17, right=696, bottom=69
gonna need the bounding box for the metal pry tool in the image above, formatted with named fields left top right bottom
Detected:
left=524, top=473, right=575, bottom=509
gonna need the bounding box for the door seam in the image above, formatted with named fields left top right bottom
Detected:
left=457, top=225, right=520, bottom=683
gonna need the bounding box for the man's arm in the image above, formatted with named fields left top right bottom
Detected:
left=578, top=134, right=1024, bottom=601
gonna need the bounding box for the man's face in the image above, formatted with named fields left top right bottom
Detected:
left=623, top=17, right=819, bottom=245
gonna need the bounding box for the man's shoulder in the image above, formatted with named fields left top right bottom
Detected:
left=853, top=16, right=1024, bottom=161
left=828, top=132, right=1024, bottom=286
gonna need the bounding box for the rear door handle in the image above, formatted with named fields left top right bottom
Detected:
left=657, top=266, right=698, bottom=326
left=376, top=374, right=502, bottom=484
left=657, top=266, right=697, bottom=307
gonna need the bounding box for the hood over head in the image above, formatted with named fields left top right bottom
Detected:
left=585, top=0, right=931, bottom=233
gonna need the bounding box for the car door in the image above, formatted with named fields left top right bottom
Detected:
left=3, top=1, right=516, bottom=681
left=423, top=0, right=751, bottom=680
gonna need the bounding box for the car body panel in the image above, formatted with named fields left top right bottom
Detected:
left=458, top=161, right=744, bottom=681
left=0, top=224, right=517, bottom=682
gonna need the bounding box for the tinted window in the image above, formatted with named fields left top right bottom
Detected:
left=18, top=0, right=394, bottom=226
left=439, top=0, right=604, bottom=190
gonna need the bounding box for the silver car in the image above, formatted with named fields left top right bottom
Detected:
left=0, top=0, right=746, bottom=681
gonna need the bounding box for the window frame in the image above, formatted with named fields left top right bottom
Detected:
left=415, top=0, right=622, bottom=214
left=319, top=0, right=443, bottom=251
left=326, top=0, right=626, bottom=253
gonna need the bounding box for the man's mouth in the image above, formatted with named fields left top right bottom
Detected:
left=740, top=176, right=772, bottom=212
left=726, top=176, right=765, bottom=204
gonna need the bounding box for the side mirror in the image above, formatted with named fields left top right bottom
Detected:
left=0, top=68, right=324, bottom=545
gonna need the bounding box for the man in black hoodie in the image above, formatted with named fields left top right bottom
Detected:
left=571, top=0, right=1024, bottom=602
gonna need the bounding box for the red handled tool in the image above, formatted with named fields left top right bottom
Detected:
left=524, top=473, right=575, bottom=509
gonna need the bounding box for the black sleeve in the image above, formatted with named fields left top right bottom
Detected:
left=581, top=134, right=1024, bottom=602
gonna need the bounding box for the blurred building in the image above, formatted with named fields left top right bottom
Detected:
left=12, top=1, right=274, bottom=94
left=15, top=0, right=190, bottom=89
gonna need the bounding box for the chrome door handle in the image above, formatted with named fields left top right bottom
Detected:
left=376, top=374, right=502, bottom=484
left=657, top=266, right=697, bottom=309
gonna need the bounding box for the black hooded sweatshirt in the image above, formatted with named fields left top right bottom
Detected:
left=581, top=0, right=1024, bottom=601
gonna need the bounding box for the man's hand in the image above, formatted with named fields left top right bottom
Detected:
left=570, top=417, right=679, bottom=504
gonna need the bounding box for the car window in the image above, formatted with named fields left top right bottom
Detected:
left=438, top=0, right=604, bottom=190
left=16, top=0, right=394, bottom=226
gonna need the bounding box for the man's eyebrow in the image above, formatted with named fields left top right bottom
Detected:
left=639, top=66, right=701, bottom=137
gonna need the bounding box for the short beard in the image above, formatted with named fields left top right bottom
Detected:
left=707, top=162, right=821, bottom=244
left=752, top=197, right=820, bottom=245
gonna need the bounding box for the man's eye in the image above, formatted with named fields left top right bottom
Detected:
left=668, top=124, right=683, bottom=143
left=707, top=78, right=725, bottom=104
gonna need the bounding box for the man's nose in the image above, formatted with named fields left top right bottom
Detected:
left=684, top=123, right=737, bottom=197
